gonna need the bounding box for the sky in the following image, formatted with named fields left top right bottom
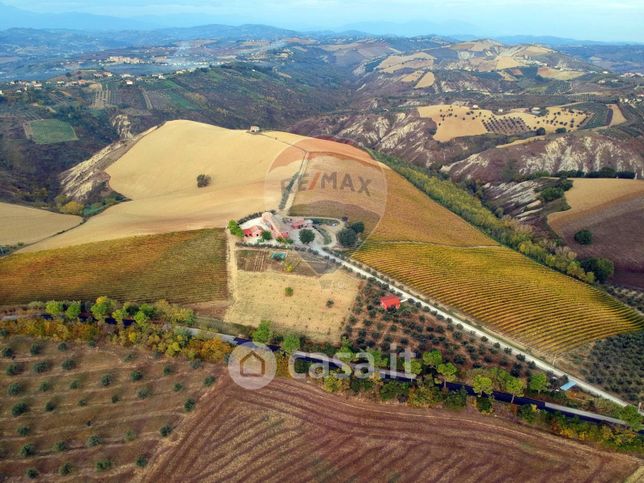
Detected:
left=3, top=0, right=644, bottom=42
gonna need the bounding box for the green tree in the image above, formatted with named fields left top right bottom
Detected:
left=529, top=373, right=548, bottom=394
left=574, top=229, right=592, bottom=245
left=133, top=310, right=149, bottom=328
left=504, top=376, right=526, bottom=403
left=90, top=296, right=116, bottom=321
left=45, top=300, right=65, bottom=318
left=281, top=333, right=300, bottom=354
left=580, top=257, right=614, bottom=283
left=337, top=228, right=357, bottom=247
left=349, top=222, right=365, bottom=234
left=261, top=230, right=272, bottom=241
left=618, top=405, right=643, bottom=431
left=436, top=362, right=457, bottom=389
left=472, top=374, right=494, bottom=397
left=227, top=220, right=244, bottom=237
left=65, top=301, right=81, bottom=320
left=284, top=287, right=294, bottom=297
left=299, top=229, right=315, bottom=244
left=252, top=320, right=273, bottom=344
left=422, top=349, right=442, bottom=369
left=536, top=127, right=546, bottom=136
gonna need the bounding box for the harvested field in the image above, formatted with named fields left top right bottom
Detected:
left=26, top=119, right=78, bottom=145
left=377, top=52, right=435, bottom=74
left=418, top=104, right=588, bottom=142
left=0, top=229, right=227, bottom=305
left=0, top=202, right=81, bottom=246
left=0, top=335, right=220, bottom=481
left=143, top=376, right=641, bottom=482
left=608, top=104, right=627, bottom=126
left=414, top=71, right=435, bottom=88
left=224, top=268, right=359, bottom=342
left=549, top=179, right=644, bottom=288
left=400, top=70, right=424, bottom=84
left=537, top=67, right=585, bottom=80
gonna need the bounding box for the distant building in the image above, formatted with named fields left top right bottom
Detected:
left=531, top=107, right=541, bottom=114
left=380, top=295, right=401, bottom=310
left=249, top=125, right=261, bottom=133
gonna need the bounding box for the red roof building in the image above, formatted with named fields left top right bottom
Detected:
left=243, top=226, right=264, bottom=238
left=380, top=295, right=401, bottom=310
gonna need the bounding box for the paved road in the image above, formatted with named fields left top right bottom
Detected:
left=310, top=247, right=632, bottom=408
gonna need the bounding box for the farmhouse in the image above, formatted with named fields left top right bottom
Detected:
left=380, top=295, right=401, bottom=310
left=262, top=212, right=289, bottom=239
left=249, top=125, right=261, bottom=133
left=243, top=225, right=263, bottom=238
left=290, top=217, right=313, bottom=229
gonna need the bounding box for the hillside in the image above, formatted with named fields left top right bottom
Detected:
left=0, top=202, right=81, bottom=246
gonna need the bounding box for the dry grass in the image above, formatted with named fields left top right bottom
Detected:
left=0, top=202, right=81, bottom=246
left=608, top=104, right=627, bottom=126
left=417, top=104, right=588, bottom=142
left=24, top=121, right=307, bottom=252
left=0, top=335, right=220, bottom=481
left=0, top=229, right=228, bottom=305
left=224, top=267, right=359, bottom=342
left=414, top=71, right=436, bottom=88
left=367, top=170, right=496, bottom=246
left=537, top=67, right=585, bottom=80
left=378, top=52, right=435, bottom=73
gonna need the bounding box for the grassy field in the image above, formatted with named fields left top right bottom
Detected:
left=0, top=229, right=228, bottom=305
left=0, top=202, right=81, bottom=246
left=0, top=335, right=220, bottom=480
left=27, top=120, right=78, bottom=145
left=353, top=171, right=644, bottom=354
left=144, top=376, right=641, bottom=482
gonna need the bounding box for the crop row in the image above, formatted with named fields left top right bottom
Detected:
left=353, top=242, right=644, bottom=354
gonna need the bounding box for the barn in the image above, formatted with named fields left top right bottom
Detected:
left=380, top=295, right=401, bottom=310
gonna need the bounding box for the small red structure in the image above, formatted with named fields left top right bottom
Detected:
left=380, top=295, right=401, bottom=310
left=243, top=226, right=263, bottom=238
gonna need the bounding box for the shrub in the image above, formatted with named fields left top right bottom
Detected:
left=17, top=426, right=30, bottom=436
left=69, top=379, right=80, bottom=390
left=337, top=228, right=358, bottom=247
left=136, top=455, right=148, bottom=468
left=45, top=400, right=56, bottom=412
left=284, top=287, right=294, bottom=297
left=184, top=398, right=196, bottom=412
left=6, top=363, right=22, bottom=376
left=204, top=375, right=216, bottom=387
left=2, top=346, right=14, bottom=358
left=125, top=430, right=137, bottom=442
left=26, top=468, right=39, bottom=479
left=19, top=443, right=35, bottom=457
left=53, top=441, right=67, bottom=452
left=159, top=425, right=172, bottom=437
left=57, top=342, right=68, bottom=352
left=29, top=342, right=43, bottom=356
left=112, top=394, right=120, bottom=403
left=196, top=174, right=211, bottom=188
left=12, top=402, right=28, bottom=416
left=130, top=370, right=143, bottom=382
left=86, top=435, right=101, bottom=447
left=61, top=359, right=76, bottom=370
left=174, top=383, right=184, bottom=392
left=137, top=387, right=152, bottom=399
left=59, top=463, right=73, bottom=476
left=78, top=398, right=88, bottom=407
left=39, top=381, right=52, bottom=392
left=32, top=361, right=50, bottom=373
left=7, top=382, right=23, bottom=396
left=574, top=229, right=592, bottom=245
left=96, top=459, right=112, bottom=472
left=163, top=365, right=174, bottom=376
left=100, top=374, right=112, bottom=387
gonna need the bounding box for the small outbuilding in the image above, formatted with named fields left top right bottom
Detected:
left=249, top=125, right=261, bottom=133
left=380, top=295, right=401, bottom=310
left=243, top=226, right=264, bottom=238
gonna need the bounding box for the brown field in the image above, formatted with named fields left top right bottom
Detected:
left=418, top=104, right=588, bottom=142
left=0, top=229, right=228, bottom=305
left=225, top=249, right=359, bottom=342
left=0, top=335, right=220, bottom=480
left=377, top=52, right=435, bottom=73
left=549, top=179, right=644, bottom=288
left=399, top=70, right=424, bottom=84
left=143, top=376, right=641, bottom=482
left=0, top=202, right=81, bottom=246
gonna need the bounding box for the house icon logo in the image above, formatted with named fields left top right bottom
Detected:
left=228, top=342, right=276, bottom=390
left=240, top=351, right=266, bottom=378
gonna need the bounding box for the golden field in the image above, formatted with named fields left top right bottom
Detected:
left=0, top=202, right=81, bottom=246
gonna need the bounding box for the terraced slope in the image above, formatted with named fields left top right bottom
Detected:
left=355, top=170, right=644, bottom=354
